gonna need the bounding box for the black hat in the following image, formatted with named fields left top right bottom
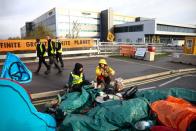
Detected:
left=73, top=63, right=83, bottom=75
left=36, top=38, right=40, bottom=43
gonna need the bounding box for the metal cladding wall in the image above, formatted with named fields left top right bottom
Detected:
left=55, top=8, right=100, bottom=38
left=114, top=20, right=155, bottom=43
left=100, top=8, right=114, bottom=42
left=100, top=10, right=109, bottom=42
left=114, top=19, right=196, bottom=43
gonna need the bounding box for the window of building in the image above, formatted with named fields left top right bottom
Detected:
left=117, top=39, right=122, bottom=42
left=81, top=12, right=91, bottom=15
left=114, top=25, right=143, bottom=33
left=80, top=30, right=99, bottom=32
left=137, top=38, right=143, bottom=43
left=48, top=11, right=53, bottom=16
left=126, top=38, right=130, bottom=43
left=187, top=40, right=193, bottom=48
left=114, top=24, right=143, bottom=33
left=157, top=24, right=196, bottom=33
left=42, top=15, right=56, bottom=26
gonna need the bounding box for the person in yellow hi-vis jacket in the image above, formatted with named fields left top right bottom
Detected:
left=96, top=59, right=115, bottom=89
left=34, top=38, right=50, bottom=74
left=68, top=63, right=90, bottom=92
left=46, top=36, right=62, bottom=74
left=55, top=37, right=64, bottom=68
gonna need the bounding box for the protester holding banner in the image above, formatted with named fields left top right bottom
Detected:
left=46, top=36, right=62, bottom=73
left=55, top=37, right=64, bottom=68
left=35, top=38, right=50, bottom=74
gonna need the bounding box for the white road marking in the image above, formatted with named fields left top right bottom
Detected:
left=158, top=76, right=181, bottom=87
left=138, top=74, right=196, bottom=91
left=109, top=57, right=172, bottom=71
left=138, top=86, right=157, bottom=91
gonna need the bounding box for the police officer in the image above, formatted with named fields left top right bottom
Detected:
left=55, top=37, right=64, bottom=68
left=46, top=36, right=62, bottom=73
left=35, top=38, right=50, bottom=74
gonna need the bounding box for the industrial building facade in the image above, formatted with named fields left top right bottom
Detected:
left=114, top=19, right=196, bottom=44
left=21, top=8, right=100, bottom=38
left=21, top=8, right=135, bottom=41
left=21, top=8, right=196, bottom=43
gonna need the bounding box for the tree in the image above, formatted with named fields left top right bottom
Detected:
left=8, top=36, right=21, bottom=40
left=25, top=25, right=54, bottom=39
left=71, top=20, right=81, bottom=38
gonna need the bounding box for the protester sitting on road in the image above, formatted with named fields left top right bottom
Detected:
left=68, top=63, right=90, bottom=92
left=96, top=59, right=115, bottom=90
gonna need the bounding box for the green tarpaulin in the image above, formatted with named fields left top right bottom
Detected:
left=135, top=88, right=196, bottom=104
left=56, top=86, right=100, bottom=119
left=57, top=87, right=196, bottom=131
left=59, top=98, right=150, bottom=131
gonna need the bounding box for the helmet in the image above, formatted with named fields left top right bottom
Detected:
left=99, top=59, right=107, bottom=65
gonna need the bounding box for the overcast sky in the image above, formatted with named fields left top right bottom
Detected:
left=0, top=0, right=195, bottom=39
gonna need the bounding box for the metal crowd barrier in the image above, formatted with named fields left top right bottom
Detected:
left=0, top=42, right=183, bottom=64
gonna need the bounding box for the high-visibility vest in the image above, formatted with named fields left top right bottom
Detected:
left=56, top=41, right=63, bottom=53
left=71, top=72, right=83, bottom=85
left=50, top=42, right=56, bottom=55
left=40, top=43, right=47, bottom=57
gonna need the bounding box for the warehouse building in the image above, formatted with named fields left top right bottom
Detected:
left=114, top=18, right=196, bottom=44
left=21, top=8, right=135, bottom=41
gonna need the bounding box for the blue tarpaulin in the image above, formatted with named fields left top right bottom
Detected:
left=0, top=78, right=56, bottom=131
left=0, top=52, right=32, bottom=84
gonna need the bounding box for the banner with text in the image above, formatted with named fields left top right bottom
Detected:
left=0, top=38, right=94, bottom=52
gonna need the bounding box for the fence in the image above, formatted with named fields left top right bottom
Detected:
left=0, top=41, right=183, bottom=63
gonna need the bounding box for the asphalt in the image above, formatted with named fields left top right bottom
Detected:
left=17, top=56, right=195, bottom=94
left=138, top=74, right=196, bottom=90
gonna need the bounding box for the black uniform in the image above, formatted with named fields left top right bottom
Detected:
left=35, top=43, right=50, bottom=73
left=47, top=39, right=62, bottom=73
left=55, top=41, right=64, bottom=67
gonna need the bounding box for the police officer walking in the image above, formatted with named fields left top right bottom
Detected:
left=46, top=36, right=62, bottom=73
left=35, top=38, right=50, bottom=74
left=55, top=37, right=64, bottom=68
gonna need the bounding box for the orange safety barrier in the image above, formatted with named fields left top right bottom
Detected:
left=120, top=45, right=136, bottom=57
left=0, top=38, right=94, bottom=52
left=151, top=96, right=196, bottom=131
